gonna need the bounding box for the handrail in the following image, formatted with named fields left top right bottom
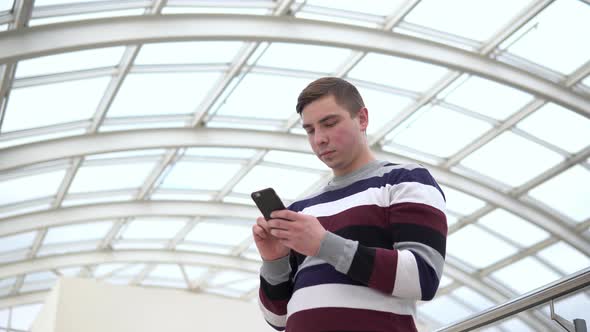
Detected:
left=434, top=267, right=590, bottom=332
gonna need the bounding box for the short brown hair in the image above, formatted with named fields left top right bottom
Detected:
left=296, top=77, right=365, bottom=116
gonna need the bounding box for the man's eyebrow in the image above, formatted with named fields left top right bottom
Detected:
left=302, top=114, right=341, bottom=128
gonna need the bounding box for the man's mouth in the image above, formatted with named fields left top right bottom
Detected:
left=320, top=150, right=335, bottom=158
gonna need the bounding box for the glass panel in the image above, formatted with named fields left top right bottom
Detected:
left=438, top=274, right=453, bottom=288
left=162, top=7, right=269, bottom=15
left=94, top=263, right=126, bottom=277
left=10, top=304, right=43, bottom=331
left=347, top=53, right=448, bottom=92
left=68, top=162, right=155, bottom=193
left=439, top=186, right=485, bottom=215
left=357, top=87, right=414, bottom=136
left=160, top=161, right=242, bottom=190
left=184, top=147, right=258, bottom=159
left=552, top=291, right=590, bottom=326
left=44, top=221, right=112, bottom=244
left=442, top=75, right=534, bottom=120
left=177, top=243, right=231, bottom=255
left=207, top=270, right=256, bottom=288
left=477, top=209, right=549, bottom=247
left=460, top=131, right=564, bottom=187
left=30, top=8, right=145, bottom=26
left=403, top=0, right=533, bottom=42
left=21, top=271, right=57, bottom=292
left=107, top=72, right=220, bottom=117
left=215, top=73, right=309, bottom=120
left=35, top=0, right=104, bottom=5
left=61, top=192, right=134, bottom=207
left=37, top=241, right=99, bottom=257
left=490, top=256, right=561, bottom=294
left=306, top=0, right=406, bottom=16
left=384, top=105, right=492, bottom=158
left=150, top=191, right=213, bottom=202
left=121, top=217, right=187, bottom=239
left=0, top=0, right=13, bottom=11
left=500, top=0, right=590, bottom=74
left=528, top=165, right=590, bottom=222
left=256, top=42, right=351, bottom=73
left=263, top=151, right=328, bottom=170
left=142, top=264, right=186, bottom=288
left=185, top=221, right=251, bottom=246
left=99, top=121, right=187, bottom=132
left=537, top=242, right=590, bottom=275
left=86, top=149, right=165, bottom=160
left=58, top=267, right=82, bottom=277
left=15, top=47, right=125, bottom=78
left=451, top=286, right=496, bottom=311
left=0, top=308, right=7, bottom=327
left=295, top=11, right=379, bottom=29
left=0, top=170, right=65, bottom=205
left=447, top=224, right=517, bottom=269
left=0, top=128, right=85, bottom=149
left=135, top=41, right=243, bottom=65
left=3, top=77, right=110, bottom=132
left=233, top=165, right=323, bottom=200
left=517, top=103, right=590, bottom=153
left=418, top=294, right=473, bottom=326
left=184, top=265, right=208, bottom=281
left=0, top=231, right=36, bottom=252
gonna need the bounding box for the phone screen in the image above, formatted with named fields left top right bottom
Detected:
left=251, top=188, right=286, bottom=220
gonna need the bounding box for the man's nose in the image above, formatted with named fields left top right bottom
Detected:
left=314, top=129, right=328, bottom=145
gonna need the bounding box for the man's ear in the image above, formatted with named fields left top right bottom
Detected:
left=358, top=107, right=369, bottom=132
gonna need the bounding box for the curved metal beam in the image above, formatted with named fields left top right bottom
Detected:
left=0, top=128, right=309, bottom=172
left=0, top=250, right=261, bottom=280
left=1, top=128, right=587, bottom=255
left=0, top=200, right=258, bottom=236
left=0, top=15, right=587, bottom=117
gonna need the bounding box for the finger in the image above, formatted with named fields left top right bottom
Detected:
left=270, top=228, right=287, bottom=239
left=252, top=225, right=267, bottom=240
left=271, top=209, right=299, bottom=221
left=256, top=216, right=271, bottom=231
left=267, top=219, right=286, bottom=230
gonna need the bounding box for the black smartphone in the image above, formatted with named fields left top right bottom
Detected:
left=251, top=188, right=286, bottom=220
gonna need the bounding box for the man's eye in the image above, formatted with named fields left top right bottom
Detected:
left=325, top=122, right=336, bottom=127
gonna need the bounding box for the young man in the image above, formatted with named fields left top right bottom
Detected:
left=252, top=77, right=447, bottom=332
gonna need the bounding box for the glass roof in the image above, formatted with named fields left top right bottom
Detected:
left=0, top=0, right=588, bottom=331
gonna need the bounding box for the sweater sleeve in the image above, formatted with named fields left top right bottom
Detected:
left=258, top=254, right=296, bottom=330
left=315, top=166, right=447, bottom=301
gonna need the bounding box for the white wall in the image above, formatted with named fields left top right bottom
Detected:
left=31, top=277, right=275, bottom=332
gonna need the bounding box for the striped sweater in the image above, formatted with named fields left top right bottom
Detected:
left=258, top=161, right=447, bottom=332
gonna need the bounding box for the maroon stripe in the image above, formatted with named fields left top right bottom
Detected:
left=389, top=202, right=447, bottom=236
left=368, top=248, right=397, bottom=293
left=259, top=288, right=288, bottom=315
left=286, top=307, right=417, bottom=332
left=318, top=205, right=389, bottom=231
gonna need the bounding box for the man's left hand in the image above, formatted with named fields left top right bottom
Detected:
left=267, top=210, right=327, bottom=257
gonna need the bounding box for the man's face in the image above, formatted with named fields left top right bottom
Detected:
left=301, top=95, right=368, bottom=176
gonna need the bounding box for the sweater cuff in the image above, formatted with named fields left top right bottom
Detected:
left=316, top=231, right=358, bottom=274
left=260, top=255, right=291, bottom=285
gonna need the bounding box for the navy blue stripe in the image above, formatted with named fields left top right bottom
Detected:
left=411, top=250, right=440, bottom=301
left=293, top=263, right=363, bottom=292
left=289, top=166, right=444, bottom=212
left=260, top=277, right=293, bottom=301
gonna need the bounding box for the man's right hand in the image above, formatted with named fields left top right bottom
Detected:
left=252, top=216, right=290, bottom=261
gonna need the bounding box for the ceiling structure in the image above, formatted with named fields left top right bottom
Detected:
left=0, top=0, right=589, bottom=331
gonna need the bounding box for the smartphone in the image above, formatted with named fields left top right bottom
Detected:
left=251, top=188, right=286, bottom=220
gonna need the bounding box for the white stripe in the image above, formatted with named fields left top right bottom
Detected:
left=258, top=298, right=287, bottom=328
left=287, top=283, right=416, bottom=318
left=389, top=182, right=445, bottom=212
left=301, top=182, right=444, bottom=217
left=392, top=250, right=421, bottom=299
